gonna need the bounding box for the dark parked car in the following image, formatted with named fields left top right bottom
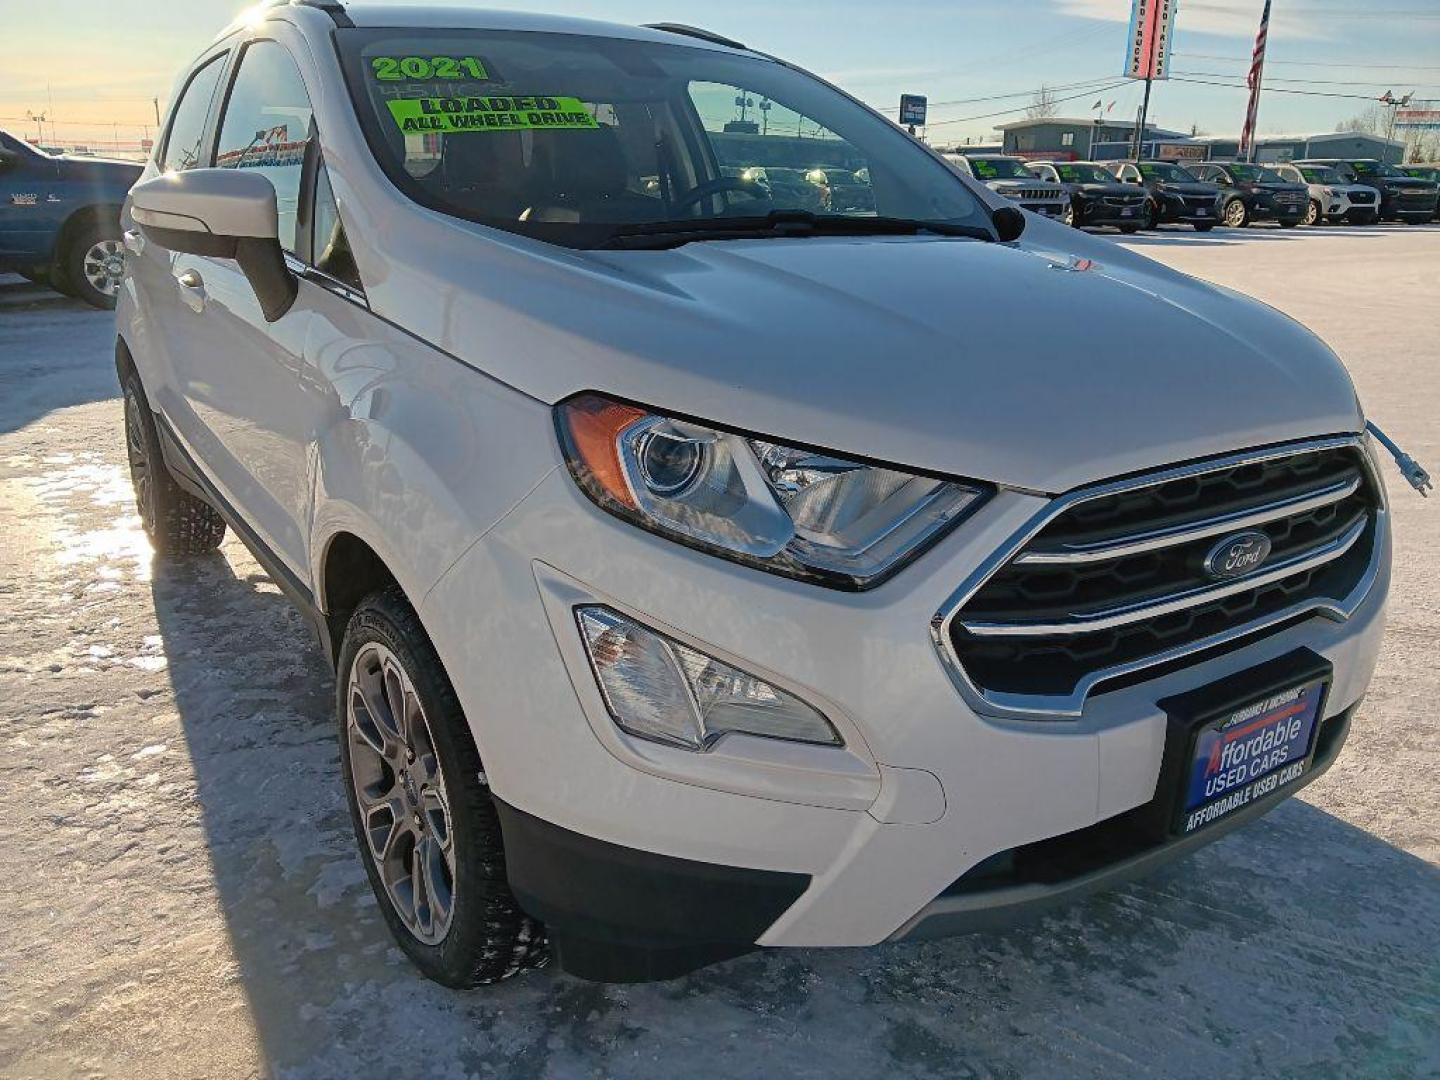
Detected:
left=1026, top=161, right=1148, bottom=232
left=0, top=129, right=142, bottom=308
left=1189, top=161, right=1308, bottom=229
left=1296, top=158, right=1439, bottom=224
left=1104, top=160, right=1223, bottom=231
left=1397, top=164, right=1440, bottom=220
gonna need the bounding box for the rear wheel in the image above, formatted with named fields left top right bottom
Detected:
left=338, top=587, right=548, bottom=987
left=1222, top=198, right=1249, bottom=228
left=61, top=220, right=125, bottom=309
left=120, top=369, right=227, bottom=555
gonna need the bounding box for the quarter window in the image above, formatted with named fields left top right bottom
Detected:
left=311, top=165, right=363, bottom=292
left=161, top=55, right=227, bottom=173
left=214, top=41, right=314, bottom=252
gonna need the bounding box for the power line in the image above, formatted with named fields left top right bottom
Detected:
left=926, top=81, right=1135, bottom=128
left=1175, top=51, right=1440, bottom=73
left=876, top=75, right=1123, bottom=114
left=1172, top=70, right=1440, bottom=91
left=1170, top=76, right=1398, bottom=102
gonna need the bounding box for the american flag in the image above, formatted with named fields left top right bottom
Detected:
left=1238, top=0, right=1272, bottom=161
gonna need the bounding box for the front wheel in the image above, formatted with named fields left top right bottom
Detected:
left=1222, top=199, right=1249, bottom=228
left=338, top=587, right=548, bottom=987
left=1304, top=199, right=1322, bottom=226
left=1062, top=202, right=1076, bottom=227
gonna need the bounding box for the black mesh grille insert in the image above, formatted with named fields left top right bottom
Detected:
left=949, top=446, right=1379, bottom=701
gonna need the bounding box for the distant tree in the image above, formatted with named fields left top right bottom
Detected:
left=1336, top=105, right=1386, bottom=135
left=1026, top=85, right=1059, bottom=120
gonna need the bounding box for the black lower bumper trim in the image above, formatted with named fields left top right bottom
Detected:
left=494, top=799, right=809, bottom=982
left=891, top=700, right=1355, bottom=942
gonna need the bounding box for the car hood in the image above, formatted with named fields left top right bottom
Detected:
left=1073, top=182, right=1144, bottom=197
left=376, top=216, right=1361, bottom=493
left=1384, top=176, right=1439, bottom=191
left=1152, top=181, right=1222, bottom=197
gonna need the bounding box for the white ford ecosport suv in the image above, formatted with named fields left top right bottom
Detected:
left=117, top=1, right=1409, bottom=986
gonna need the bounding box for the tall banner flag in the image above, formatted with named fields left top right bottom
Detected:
left=1238, top=0, right=1272, bottom=160
left=1124, top=0, right=1180, bottom=80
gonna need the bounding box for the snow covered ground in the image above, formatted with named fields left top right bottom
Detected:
left=1, top=225, right=1437, bottom=1080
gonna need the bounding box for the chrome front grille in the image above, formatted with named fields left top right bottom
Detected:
left=1004, top=187, right=1062, bottom=202
left=935, top=439, right=1383, bottom=719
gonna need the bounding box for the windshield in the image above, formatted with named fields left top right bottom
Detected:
left=1298, top=166, right=1340, bottom=183
left=337, top=28, right=986, bottom=247
left=1350, top=160, right=1404, bottom=178
left=1138, top=162, right=1198, bottom=182
left=966, top=157, right=1033, bottom=180
left=1227, top=163, right=1285, bottom=183
left=1053, top=163, right=1113, bottom=184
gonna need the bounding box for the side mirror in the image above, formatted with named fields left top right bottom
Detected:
left=129, top=168, right=297, bottom=322
left=991, top=205, right=1026, bottom=242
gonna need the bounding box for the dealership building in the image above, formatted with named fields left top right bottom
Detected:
left=991, top=116, right=1404, bottom=163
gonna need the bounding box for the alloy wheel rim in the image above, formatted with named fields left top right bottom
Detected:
left=1305, top=201, right=1319, bottom=226
left=83, top=240, right=125, bottom=297
left=1062, top=203, right=1075, bottom=227
left=1224, top=200, right=1246, bottom=227
left=347, top=642, right=456, bottom=945
left=123, top=390, right=153, bottom=530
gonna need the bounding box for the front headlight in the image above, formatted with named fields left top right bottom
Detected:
left=557, top=394, right=989, bottom=589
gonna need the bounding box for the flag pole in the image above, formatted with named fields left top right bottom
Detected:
left=1240, top=0, right=1272, bottom=163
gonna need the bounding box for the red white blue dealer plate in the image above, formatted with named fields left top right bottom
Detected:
left=1179, top=679, right=1326, bottom=835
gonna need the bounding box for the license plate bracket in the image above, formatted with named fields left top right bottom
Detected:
left=1144, top=649, right=1333, bottom=839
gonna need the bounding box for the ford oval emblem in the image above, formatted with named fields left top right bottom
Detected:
left=1202, top=531, right=1273, bottom=581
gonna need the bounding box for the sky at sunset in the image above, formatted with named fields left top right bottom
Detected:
left=2, top=0, right=1437, bottom=154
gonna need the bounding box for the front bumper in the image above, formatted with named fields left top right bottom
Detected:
left=420, top=447, right=1390, bottom=975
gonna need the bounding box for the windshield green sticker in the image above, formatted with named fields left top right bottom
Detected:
left=386, top=96, right=599, bottom=134
left=372, top=56, right=489, bottom=81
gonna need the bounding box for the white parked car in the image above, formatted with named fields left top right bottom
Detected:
left=1273, top=163, right=1380, bottom=225
left=944, top=153, right=1070, bottom=221
left=118, top=1, right=1396, bottom=985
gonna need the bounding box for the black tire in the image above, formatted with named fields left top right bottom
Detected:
left=337, top=587, right=548, bottom=988
left=1145, top=202, right=1161, bottom=230
left=120, top=369, right=227, bottom=555
left=1222, top=198, right=1249, bottom=229
left=1119, top=224, right=1140, bottom=234
left=60, top=218, right=124, bottom=310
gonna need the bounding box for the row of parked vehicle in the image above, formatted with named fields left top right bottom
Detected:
left=944, top=151, right=1440, bottom=233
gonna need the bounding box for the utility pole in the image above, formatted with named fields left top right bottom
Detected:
left=1131, top=75, right=1153, bottom=161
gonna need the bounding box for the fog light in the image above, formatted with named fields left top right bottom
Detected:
left=575, top=606, right=840, bottom=751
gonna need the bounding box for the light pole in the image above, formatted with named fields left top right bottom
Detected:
left=1380, top=91, right=1412, bottom=156
left=25, top=110, right=47, bottom=145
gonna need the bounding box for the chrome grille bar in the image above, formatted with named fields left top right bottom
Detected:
left=1015, top=474, right=1361, bottom=566
left=959, top=515, right=1367, bottom=638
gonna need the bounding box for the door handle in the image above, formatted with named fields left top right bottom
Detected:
left=176, top=268, right=207, bottom=313
left=123, top=228, right=145, bottom=256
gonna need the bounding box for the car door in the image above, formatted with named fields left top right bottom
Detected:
left=161, top=37, right=321, bottom=577
left=0, top=132, right=64, bottom=262
left=127, top=50, right=232, bottom=440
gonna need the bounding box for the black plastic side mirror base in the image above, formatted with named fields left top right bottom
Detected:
left=992, top=205, right=1026, bottom=243
left=134, top=223, right=297, bottom=323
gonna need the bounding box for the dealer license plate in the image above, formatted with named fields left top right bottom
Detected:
left=1121, top=207, right=1134, bottom=216
left=1178, top=679, right=1325, bottom=835
left=1195, top=207, right=1210, bottom=216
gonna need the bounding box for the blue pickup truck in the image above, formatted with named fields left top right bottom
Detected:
left=0, top=129, right=142, bottom=308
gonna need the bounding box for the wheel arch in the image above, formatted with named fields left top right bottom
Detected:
left=52, top=203, right=124, bottom=269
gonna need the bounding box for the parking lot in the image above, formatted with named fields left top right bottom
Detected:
left=1, top=223, right=1437, bottom=1080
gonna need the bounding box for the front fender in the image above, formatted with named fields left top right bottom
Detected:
left=302, top=309, right=560, bottom=615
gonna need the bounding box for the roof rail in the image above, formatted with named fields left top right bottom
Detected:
left=292, top=0, right=353, bottom=26
left=643, top=23, right=746, bottom=50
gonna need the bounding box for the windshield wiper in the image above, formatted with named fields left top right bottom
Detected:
left=590, top=211, right=994, bottom=250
